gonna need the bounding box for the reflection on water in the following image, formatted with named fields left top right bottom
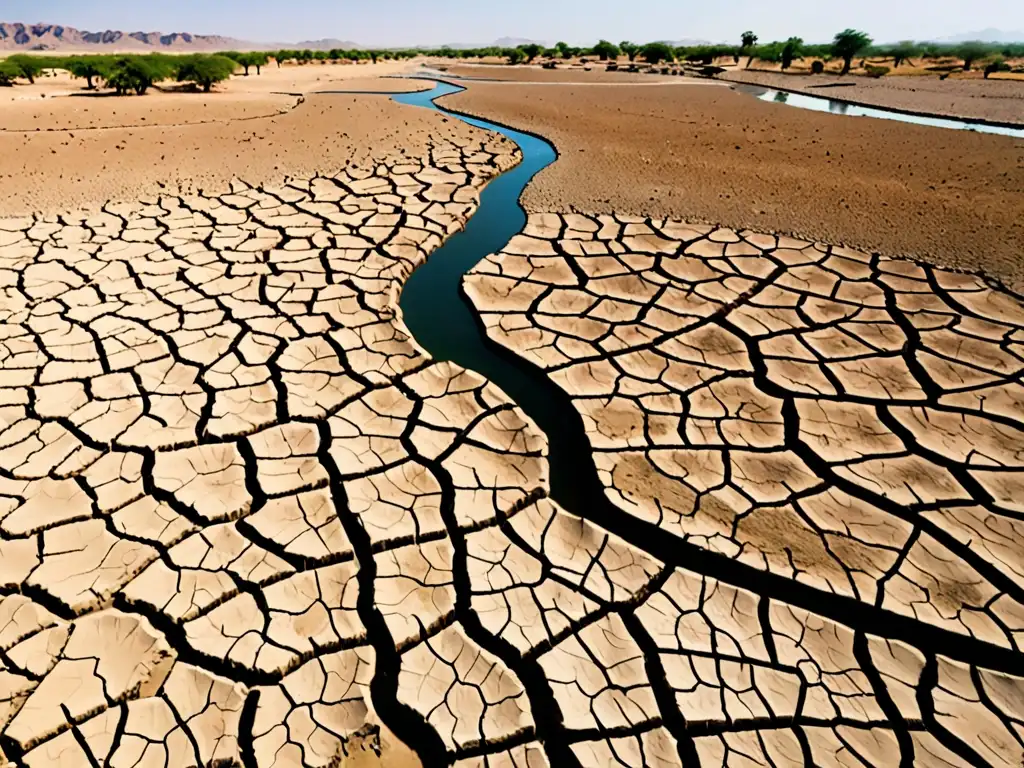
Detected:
left=754, top=88, right=1024, bottom=138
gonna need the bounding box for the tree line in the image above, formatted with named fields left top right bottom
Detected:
left=437, top=33, right=1023, bottom=76
left=0, top=48, right=413, bottom=93
left=0, top=33, right=1020, bottom=92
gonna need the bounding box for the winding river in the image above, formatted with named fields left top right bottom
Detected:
left=394, top=81, right=606, bottom=513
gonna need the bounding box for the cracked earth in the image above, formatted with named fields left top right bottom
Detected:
left=0, top=125, right=1023, bottom=768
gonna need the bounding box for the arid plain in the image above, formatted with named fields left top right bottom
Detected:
left=0, top=54, right=1022, bottom=768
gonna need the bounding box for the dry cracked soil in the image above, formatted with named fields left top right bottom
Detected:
left=0, top=82, right=1022, bottom=768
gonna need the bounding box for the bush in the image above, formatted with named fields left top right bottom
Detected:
left=985, top=58, right=1012, bottom=78
left=811, top=60, right=825, bottom=74
left=865, top=65, right=890, bottom=78
left=176, top=54, right=237, bottom=92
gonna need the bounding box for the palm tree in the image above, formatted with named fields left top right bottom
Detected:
left=740, top=31, right=759, bottom=68
left=832, top=29, right=873, bottom=74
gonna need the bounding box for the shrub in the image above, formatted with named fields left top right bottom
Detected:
left=176, top=54, right=237, bottom=92
left=984, top=58, right=1012, bottom=78
left=811, top=60, right=825, bottom=74
left=865, top=65, right=890, bottom=78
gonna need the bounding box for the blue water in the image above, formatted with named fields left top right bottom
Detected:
left=755, top=87, right=1024, bottom=138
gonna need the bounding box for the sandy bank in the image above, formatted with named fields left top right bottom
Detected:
left=0, top=75, right=483, bottom=217
left=721, top=70, right=1024, bottom=127
left=442, top=81, right=1024, bottom=285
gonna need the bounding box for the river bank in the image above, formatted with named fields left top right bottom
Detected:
left=441, top=79, right=1024, bottom=287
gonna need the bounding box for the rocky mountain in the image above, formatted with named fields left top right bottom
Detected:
left=0, top=22, right=250, bottom=51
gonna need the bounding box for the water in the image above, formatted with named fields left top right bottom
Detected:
left=753, top=87, right=1024, bottom=138
left=392, top=83, right=605, bottom=510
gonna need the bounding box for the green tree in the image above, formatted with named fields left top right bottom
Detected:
left=640, top=42, right=673, bottom=65
left=0, top=59, right=21, bottom=86
left=741, top=31, right=758, bottom=67
left=176, top=54, right=237, bottom=92
left=506, top=48, right=524, bottom=65
left=832, top=29, right=873, bottom=74
left=65, top=55, right=110, bottom=89
left=592, top=40, right=620, bottom=61
left=956, top=41, right=990, bottom=71
left=620, top=41, right=639, bottom=61
left=105, top=55, right=170, bottom=95
left=781, top=37, right=803, bottom=70
left=555, top=41, right=570, bottom=59
left=888, top=40, right=920, bottom=68
left=298, top=49, right=314, bottom=64
left=6, top=55, right=44, bottom=84
left=275, top=50, right=294, bottom=67
left=520, top=43, right=543, bottom=62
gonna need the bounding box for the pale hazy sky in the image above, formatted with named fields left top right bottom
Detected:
left=6, top=0, right=1024, bottom=47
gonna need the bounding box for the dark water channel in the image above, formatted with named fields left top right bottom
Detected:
left=392, top=82, right=604, bottom=511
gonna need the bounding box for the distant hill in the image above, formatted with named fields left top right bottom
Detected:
left=0, top=21, right=252, bottom=51
left=294, top=38, right=362, bottom=51
left=935, top=28, right=1024, bottom=43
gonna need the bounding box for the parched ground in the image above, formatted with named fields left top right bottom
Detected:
left=465, top=211, right=1024, bottom=766
left=0, top=66, right=430, bottom=217
left=441, top=81, right=1024, bottom=287
left=2, top=72, right=1024, bottom=768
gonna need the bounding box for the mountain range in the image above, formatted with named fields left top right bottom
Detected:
left=0, top=22, right=257, bottom=51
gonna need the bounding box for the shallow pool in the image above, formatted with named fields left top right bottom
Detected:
left=753, top=87, right=1024, bottom=139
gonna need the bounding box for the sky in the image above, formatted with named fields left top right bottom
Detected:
left=5, top=0, right=1024, bottom=47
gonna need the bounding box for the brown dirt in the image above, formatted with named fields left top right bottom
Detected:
left=441, top=81, right=1024, bottom=285
left=721, top=70, right=1024, bottom=126
left=0, top=72, right=480, bottom=217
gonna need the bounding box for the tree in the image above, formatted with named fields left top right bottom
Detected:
left=956, top=41, right=990, bottom=71
left=640, top=42, right=673, bottom=65
left=247, top=52, right=268, bottom=75
left=506, top=48, right=524, bottom=65
left=105, top=55, right=173, bottom=95
left=620, top=41, right=639, bottom=61
left=781, top=37, right=803, bottom=70
left=176, top=54, right=237, bottom=92
left=592, top=40, right=620, bottom=61
left=65, top=55, right=110, bottom=89
left=741, top=31, right=758, bottom=67
left=275, top=50, right=294, bottom=67
left=0, top=60, right=21, bottom=86
left=832, top=29, right=873, bottom=74
left=555, top=41, right=570, bottom=59
left=889, top=40, right=920, bottom=68
left=519, top=43, right=543, bottom=63
left=6, top=55, right=44, bottom=84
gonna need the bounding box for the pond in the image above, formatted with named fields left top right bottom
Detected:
left=751, top=87, right=1024, bottom=139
